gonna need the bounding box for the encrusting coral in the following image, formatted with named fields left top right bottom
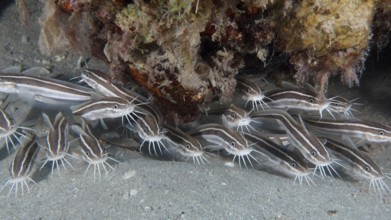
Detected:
left=275, top=0, right=376, bottom=93
left=36, top=0, right=391, bottom=123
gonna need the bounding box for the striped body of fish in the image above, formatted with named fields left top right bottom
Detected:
left=251, top=109, right=337, bottom=178
left=190, top=123, right=260, bottom=168
left=71, top=96, right=145, bottom=125
left=71, top=121, right=119, bottom=179
left=163, top=124, right=206, bottom=164
left=40, top=112, right=74, bottom=175
left=127, top=114, right=167, bottom=156
left=0, top=134, right=39, bottom=197
left=244, top=133, right=314, bottom=185
left=80, top=69, right=147, bottom=103
left=236, top=77, right=270, bottom=111
left=303, top=117, right=391, bottom=144
left=323, top=138, right=389, bottom=192
left=0, top=72, right=93, bottom=107
left=264, top=89, right=332, bottom=118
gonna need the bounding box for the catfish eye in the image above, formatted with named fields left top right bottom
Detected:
left=230, top=142, right=235, bottom=147
left=231, top=113, right=236, bottom=118
left=291, top=162, right=296, bottom=168
left=379, top=130, right=385, bottom=136
left=186, top=144, right=191, bottom=149
left=309, top=98, right=315, bottom=103
left=364, top=166, right=370, bottom=172
left=85, top=152, right=90, bottom=156
left=114, top=104, right=118, bottom=109
left=25, top=165, right=29, bottom=169
left=310, top=150, right=317, bottom=157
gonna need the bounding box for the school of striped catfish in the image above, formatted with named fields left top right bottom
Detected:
left=0, top=67, right=390, bottom=197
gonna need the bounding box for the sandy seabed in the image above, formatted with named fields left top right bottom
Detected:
left=0, top=1, right=390, bottom=219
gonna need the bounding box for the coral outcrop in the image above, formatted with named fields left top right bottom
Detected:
left=37, top=0, right=391, bottom=122
left=275, top=0, right=376, bottom=92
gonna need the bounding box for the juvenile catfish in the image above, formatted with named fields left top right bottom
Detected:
left=190, top=123, right=260, bottom=168
left=302, top=117, right=391, bottom=145
left=251, top=109, right=336, bottom=178
left=40, top=112, right=74, bottom=175
left=221, top=104, right=257, bottom=133
left=163, top=124, right=206, bottom=164
left=323, top=137, right=389, bottom=192
left=71, top=121, right=119, bottom=179
left=0, top=72, right=94, bottom=108
left=80, top=69, right=147, bottom=103
left=244, top=133, right=314, bottom=185
left=0, top=134, right=39, bottom=197
left=236, top=77, right=270, bottom=111
left=264, top=87, right=332, bottom=118
left=126, top=114, right=167, bottom=156
left=71, top=96, right=146, bottom=127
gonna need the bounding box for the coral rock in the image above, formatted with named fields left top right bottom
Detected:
left=276, top=0, right=376, bottom=91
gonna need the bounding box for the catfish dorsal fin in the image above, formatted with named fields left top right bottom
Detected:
left=341, top=135, right=359, bottom=149
left=71, top=124, right=87, bottom=136
left=281, top=81, right=297, bottom=90
left=54, top=112, right=64, bottom=124
left=303, top=82, right=317, bottom=93
left=100, top=118, right=108, bottom=130
left=68, top=138, right=80, bottom=148
left=42, top=113, right=54, bottom=129
left=1, top=66, right=22, bottom=74
left=297, top=115, right=310, bottom=135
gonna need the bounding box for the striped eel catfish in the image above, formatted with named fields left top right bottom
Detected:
left=244, top=133, right=314, bottom=185
left=40, top=112, right=75, bottom=175
left=71, top=121, right=120, bottom=179
left=236, top=77, right=270, bottom=111
left=190, top=123, right=261, bottom=168
left=221, top=104, right=258, bottom=133
left=323, top=137, right=389, bottom=193
left=302, top=117, right=391, bottom=145
left=126, top=114, right=167, bottom=156
left=0, top=134, right=39, bottom=197
left=80, top=69, right=147, bottom=103
left=264, top=87, right=333, bottom=118
left=163, top=124, right=207, bottom=164
left=251, top=109, right=336, bottom=178
left=71, top=96, right=146, bottom=126
left=0, top=72, right=94, bottom=107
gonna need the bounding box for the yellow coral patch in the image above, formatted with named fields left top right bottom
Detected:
left=281, top=0, right=375, bottom=56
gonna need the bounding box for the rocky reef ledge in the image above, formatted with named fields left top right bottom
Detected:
left=35, top=0, right=390, bottom=122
